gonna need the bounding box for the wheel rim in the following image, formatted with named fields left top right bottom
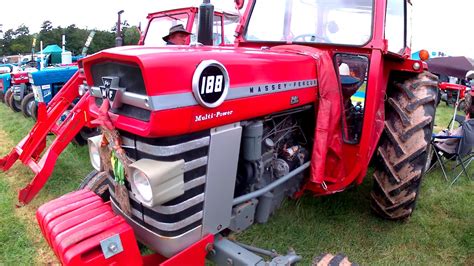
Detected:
left=26, top=100, right=35, bottom=116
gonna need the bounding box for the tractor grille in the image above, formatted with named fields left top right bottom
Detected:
left=109, top=130, right=210, bottom=237
left=90, top=62, right=150, bottom=121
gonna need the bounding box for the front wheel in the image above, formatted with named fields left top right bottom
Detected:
left=371, top=71, right=438, bottom=220
left=21, top=93, right=36, bottom=118
left=79, top=170, right=110, bottom=202
left=31, top=102, right=38, bottom=121
left=8, top=91, right=21, bottom=112
left=4, top=89, right=12, bottom=108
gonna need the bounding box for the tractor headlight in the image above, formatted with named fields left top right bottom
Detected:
left=87, top=135, right=102, bottom=171
left=132, top=170, right=152, bottom=201
left=78, top=83, right=88, bottom=96
left=130, top=159, right=185, bottom=207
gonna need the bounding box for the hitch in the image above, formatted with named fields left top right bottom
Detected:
left=0, top=72, right=92, bottom=205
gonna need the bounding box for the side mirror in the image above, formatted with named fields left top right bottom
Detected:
left=235, top=0, right=244, bottom=10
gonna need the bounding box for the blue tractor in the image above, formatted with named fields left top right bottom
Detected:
left=0, top=64, right=15, bottom=104
left=0, top=72, right=12, bottom=104
left=28, top=65, right=98, bottom=145
left=26, top=66, right=78, bottom=118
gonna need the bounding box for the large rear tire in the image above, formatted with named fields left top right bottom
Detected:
left=21, top=93, right=35, bottom=118
left=0, top=90, right=4, bottom=103
left=371, top=71, right=438, bottom=220
left=79, top=170, right=110, bottom=202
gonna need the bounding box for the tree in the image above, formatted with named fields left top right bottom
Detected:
left=2, top=29, right=14, bottom=55
left=0, top=38, right=5, bottom=56
left=40, top=20, right=53, bottom=32
left=14, top=25, right=29, bottom=37
left=65, top=24, right=88, bottom=55
left=10, top=43, right=28, bottom=54
left=111, top=20, right=130, bottom=33
left=38, top=21, right=62, bottom=47
left=123, top=26, right=140, bottom=45
left=8, top=25, right=33, bottom=55
left=88, top=30, right=115, bottom=54
left=1, top=23, right=116, bottom=56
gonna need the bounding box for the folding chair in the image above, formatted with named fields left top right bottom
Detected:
left=428, top=119, right=474, bottom=185
left=447, top=114, right=465, bottom=130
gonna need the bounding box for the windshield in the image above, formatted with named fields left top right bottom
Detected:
left=143, top=12, right=190, bottom=46
left=245, top=0, right=374, bottom=46
left=144, top=12, right=240, bottom=46
left=190, top=13, right=240, bottom=45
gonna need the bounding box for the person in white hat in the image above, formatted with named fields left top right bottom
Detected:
left=163, top=24, right=192, bottom=45
left=339, top=63, right=361, bottom=101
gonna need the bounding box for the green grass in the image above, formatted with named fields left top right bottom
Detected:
left=236, top=104, right=474, bottom=265
left=0, top=103, right=472, bottom=265
left=0, top=178, right=35, bottom=264
left=0, top=104, right=93, bottom=264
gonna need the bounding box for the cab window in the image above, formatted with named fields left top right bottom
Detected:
left=335, top=54, right=369, bottom=144
left=144, top=13, right=190, bottom=46
left=385, top=0, right=406, bottom=54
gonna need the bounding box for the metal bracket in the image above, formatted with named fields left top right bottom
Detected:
left=100, top=234, right=124, bottom=259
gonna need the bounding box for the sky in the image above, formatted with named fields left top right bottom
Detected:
left=1, top=0, right=473, bottom=58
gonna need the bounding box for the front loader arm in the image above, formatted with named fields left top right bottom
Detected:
left=0, top=72, right=93, bottom=205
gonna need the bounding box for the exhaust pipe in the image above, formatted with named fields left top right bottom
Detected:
left=197, top=0, right=214, bottom=45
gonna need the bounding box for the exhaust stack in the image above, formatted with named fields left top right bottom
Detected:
left=197, top=0, right=214, bottom=45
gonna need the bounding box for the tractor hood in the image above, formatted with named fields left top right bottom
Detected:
left=82, top=45, right=319, bottom=137
left=30, top=66, right=78, bottom=86
left=82, top=45, right=317, bottom=96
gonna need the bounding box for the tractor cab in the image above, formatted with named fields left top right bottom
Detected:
left=233, top=0, right=423, bottom=195
left=139, top=7, right=240, bottom=46
left=237, top=0, right=410, bottom=57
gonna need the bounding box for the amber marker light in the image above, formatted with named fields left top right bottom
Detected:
left=419, top=49, right=430, bottom=61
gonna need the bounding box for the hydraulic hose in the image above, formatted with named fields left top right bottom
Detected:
left=232, top=161, right=310, bottom=206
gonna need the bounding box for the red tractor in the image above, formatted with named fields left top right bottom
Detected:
left=6, top=71, right=33, bottom=111
left=1, top=0, right=438, bottom=265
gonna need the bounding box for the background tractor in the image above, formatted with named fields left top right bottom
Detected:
left=8, top=70, right=36, bottom=112
left=0, top=0, right=438, bottom=265
left=0, top=70, right=13, bottom=103
left=26, top=65, right=79, bottom=119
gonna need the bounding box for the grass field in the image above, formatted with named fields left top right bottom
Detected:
left=0, top=103, right=472, bottom=265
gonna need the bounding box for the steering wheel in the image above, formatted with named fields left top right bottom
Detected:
left=26, top=60, right=37, bottom=68
left=293, top=34, right=328, bottom=43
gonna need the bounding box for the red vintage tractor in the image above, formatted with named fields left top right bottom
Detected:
left=0, top=0, right=438, bottom=265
